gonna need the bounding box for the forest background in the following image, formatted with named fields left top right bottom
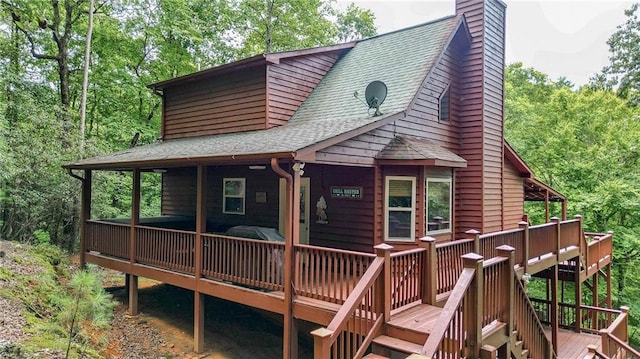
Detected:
left=1, top=0, right=639, bottom=347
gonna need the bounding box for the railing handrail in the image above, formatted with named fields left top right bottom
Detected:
left=202, top=231, right=286, bottom=247
left=421, top=267, right=476, bottom=356
left=390, top=247, right=426, bottom=257
left=295, top=243, right=377, bottom=258
left=479, top=227, right=523, bottom=239
left=529, top=222, right=557, bottom=230
left=483, top=256, right=509, bottom=268
left=435, top=237, right=474, bottom=249
left=136, top=224, right=196, bottom=235
left=87, top=219, right=131, bottom=227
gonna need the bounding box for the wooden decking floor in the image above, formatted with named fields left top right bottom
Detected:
left=387, top=303, right=443, bottom=334
left=545, top=327, right=601, bottom=359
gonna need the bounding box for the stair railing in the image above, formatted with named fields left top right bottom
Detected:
left=600, top=307, right=639, bottom=359
left=311, top=244, right=392, bottom=359
left=513, top=273, right=556, bottom=358
left=421, top=253, right=482, bottom=359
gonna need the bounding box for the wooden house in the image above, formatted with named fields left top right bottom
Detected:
left=65, top=0, right=630, bottom=358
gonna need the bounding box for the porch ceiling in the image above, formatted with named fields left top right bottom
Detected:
left=524, top=177, right=566, bottom=202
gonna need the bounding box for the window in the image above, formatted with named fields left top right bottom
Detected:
left=223, top=178, right=245, bottom=215
left=425, top=177, right=452, bottom=234
left=385, top=176, right=416, bottom=242
left=439, top=85, right=450, bottom=122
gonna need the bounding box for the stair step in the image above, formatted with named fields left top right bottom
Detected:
left=363, top=354, right=389, bottom=359
left=372, top=335, right=423, bottom=354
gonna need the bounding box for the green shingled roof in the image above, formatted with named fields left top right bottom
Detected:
left=290, top=14, right=460, bottom=125
left=67, top=15, right=464, bottom=169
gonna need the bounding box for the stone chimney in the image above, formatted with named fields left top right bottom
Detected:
left=455, top=0, right=507, bottom=235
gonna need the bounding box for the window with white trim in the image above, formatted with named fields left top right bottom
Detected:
left=425, top=177, right=452, bottom=234
left=223, top=178, right=245, bottom=215
left=385, top=176, right=416, bottom=242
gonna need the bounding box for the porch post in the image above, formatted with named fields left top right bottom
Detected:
left=128, top=168, right=141, bottom=315
left=80, top=170, right=92, bottom=268
left=271, top=158, right=296, bottom=359
left=575, top=254, right=582, bottom=333
left=545, top=190, right=550, bottom=223
left=194, top=165, right=207, bottom=352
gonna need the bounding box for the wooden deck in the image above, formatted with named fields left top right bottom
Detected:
left=82, top=218, right=621, bottom=359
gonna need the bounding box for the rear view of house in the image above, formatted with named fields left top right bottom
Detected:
left=66, top=0, right=629, bottom=358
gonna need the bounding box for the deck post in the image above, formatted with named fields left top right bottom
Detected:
left=311, top=327, right=333, bottom=359
left=80, top=170, right=92, bottom=268
left=550, top=265, right=559, bottom=355
left=375, top=243, right=393, bottom=321
left=480, top=344, right=497, bottom=359
left=574, top=252, right=582, bottom=333
left=518, top=221, right=529, bottom=276
left=128, top=168, right=140, bottom=316
left=496, top=245, right=515, bottom=356
left=194, top=292, right=204, bottom=353
left=466, top=229, right=481, bottom=255
left=551, top=217, right=560, bottom=259
left=194, top=165, right=207, bottom=353
left=592, top=264, right=599, bottom=331
left=128, top=274, right=138, bottom=315
left=606, top=232, right=614, bottom=309
left=463, top=253, right=483, bottom=359
left=420, top=237, right=437, bottom=305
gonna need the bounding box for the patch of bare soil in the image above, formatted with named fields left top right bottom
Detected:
left=102, top=273, right=314, bottom=359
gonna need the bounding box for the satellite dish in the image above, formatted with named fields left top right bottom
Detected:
left=365, top=81, right=387, bottom=116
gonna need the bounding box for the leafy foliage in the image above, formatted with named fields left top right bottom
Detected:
left=505, top=62, right=640, bottom=344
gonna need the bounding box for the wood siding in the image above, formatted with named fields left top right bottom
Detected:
left=455, top=0, right=506, bottom=236
left=306, top=165, right=376, bottom=253
left=162, top=67, right=267, bottom=140
left=162, top=167, right=197, bottom=216
left=267, top=53, right=341, bottom=127
left=206, top=166, right=280, bottom=231
left=503, top=160, right=524, bottom=229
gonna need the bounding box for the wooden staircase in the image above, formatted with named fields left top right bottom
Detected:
left=370, top=304, right=442, bottom=358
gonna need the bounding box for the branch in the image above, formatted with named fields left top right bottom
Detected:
left=13, top=21, right=60, bottom=61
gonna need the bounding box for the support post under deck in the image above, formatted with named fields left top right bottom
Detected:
left=128, top=168, right=141, bottom=315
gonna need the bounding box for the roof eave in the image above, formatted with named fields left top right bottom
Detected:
left=63, top=151, right=296, bottom=171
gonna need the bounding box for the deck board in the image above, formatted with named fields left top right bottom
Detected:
left=545, top=328, right=601, bottom=359
left=387, top=304, right=443, bottom=334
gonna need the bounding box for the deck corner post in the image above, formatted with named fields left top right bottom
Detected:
left=465, top=229, right=481, bottom=255
left=496, top=245, right=515, bottom=351
left=419, top=237, right=437, bottom=305
left=311, top=327, right=333, bottom=359
left=375, top=243, right=393, bottom=321
left=599, top=328, right=610, bottom=357
left=462, top=252, right=483, bottom=359
left=518, top=221, right=529, bottom=275
left=80, top=170, right=92, bottom=269
left=480, top=344, right=497, bottom=359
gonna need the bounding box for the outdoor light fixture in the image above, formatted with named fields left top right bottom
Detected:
left=248, top=165, right=266, bottom=170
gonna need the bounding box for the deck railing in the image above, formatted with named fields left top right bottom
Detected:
left=514, top=277, right=555, bottom=358
left=312, top=245, right=389, bottom=359
left=435, top=238, right=474, bottom=296
left=528, top=222, right=557, bottom=259
left=294, top=244, right=375, bottom=304
left=480, top=228, right=526, bottom=267
left=585, top=232, right=613, bottom=276
left=530, top=298, right=621, bottom=333
left=482, top=256, right=511, bottom=327
left=201, top=233, right=285, bottom=291
left=559, top=219, right=581, bottom=250
left=136, top=225, right=196, bottom=274
left=390, top=248, right=425, bottom=310
left=86, top=220, right=130, bottom=260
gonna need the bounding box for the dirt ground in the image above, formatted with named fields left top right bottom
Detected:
left=102, top=274, right=315, bottom=359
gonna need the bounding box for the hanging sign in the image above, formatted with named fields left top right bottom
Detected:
left=330, top=186, right=363, bottom=199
